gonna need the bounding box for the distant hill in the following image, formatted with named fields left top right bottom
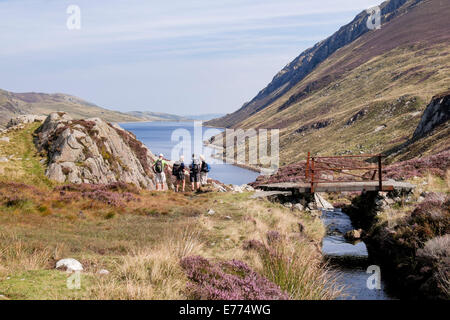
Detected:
left=206, top=0, right=450, bottom=165
left=183, top=113, right=226, bottom=121
left=0, top=89, right=142, bottom=128
left=126, top=111, right=190, bottom=122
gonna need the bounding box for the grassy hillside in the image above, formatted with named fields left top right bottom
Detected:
left=207, top=0, right=450, bottom=166
left=0, top=124, right=342, bottom=300
left=0, top=89, right=142, bottom=128
left=205, top=0, right=423, bottom=129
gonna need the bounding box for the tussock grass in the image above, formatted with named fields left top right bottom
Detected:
left=91, top=248, right=186, bottom=300
left=0, top=240, right=53, bottom=274
left=89, top=227, right=205, bottom=300
left=256, top=240, right=343, bottom=300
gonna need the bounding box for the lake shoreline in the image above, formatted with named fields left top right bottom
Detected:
left=120, top=121, right=260, bottom=185
left=204, top=142, right=263, bottom=174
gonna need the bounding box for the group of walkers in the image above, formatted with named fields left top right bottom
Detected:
left=152, top=153, right=210, bottom=192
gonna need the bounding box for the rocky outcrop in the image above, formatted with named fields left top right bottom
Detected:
left=35, top=112, right=160, bottom=189
left=7, top=114, right=46, bottom=128
left=413, top=91, right=450, bottom=140
left=295, top=119, right=333, bottom=135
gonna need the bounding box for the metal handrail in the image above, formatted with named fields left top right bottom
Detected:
left=305, top=152, right=384, bottom=193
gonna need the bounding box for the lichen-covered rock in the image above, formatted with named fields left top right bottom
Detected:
left=7, top=114, right=46, bottom=128
left=413, top=91, right=449, bottom=140
left=35, top=112, right=161, bottom=189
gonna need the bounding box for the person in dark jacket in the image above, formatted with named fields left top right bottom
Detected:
left=189, top=154, right=201, bottom=191
left=173, top=155, right=186, bottom=192
left=200, top=154, right=209, bottom=185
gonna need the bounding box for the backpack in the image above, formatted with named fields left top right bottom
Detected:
left=172, top=162, right=181, bottom=176
left=191, top=159, right=200, bottom=173
left=154, top=160, right=163, bottom=173
left=202, top=162, right=210, bottom=173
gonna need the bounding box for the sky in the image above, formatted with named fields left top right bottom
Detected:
left=0, top=0, right=379, bottom=115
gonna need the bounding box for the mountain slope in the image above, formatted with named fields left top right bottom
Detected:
left=206, top=0, right=450, bottom=166
left=0, top=89, right=142, bottom=128
left=206, top=0, right=423, bottom=128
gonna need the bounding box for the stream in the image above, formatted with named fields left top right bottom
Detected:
left=321, top=208, right=395, bottom=300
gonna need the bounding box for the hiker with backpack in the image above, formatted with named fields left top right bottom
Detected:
left=153, top=153, right=167, bottom=191
left=199, top=155, right=210, bottom=185
left=172, top=155, right=186, bottom=192
left=189, top=154, right=201, bottom=191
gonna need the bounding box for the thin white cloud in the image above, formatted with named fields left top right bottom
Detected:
left=0, top=0, right=382, bottom=113
left=1, top=0, right=378, bottom=55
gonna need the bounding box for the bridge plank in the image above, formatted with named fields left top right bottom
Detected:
left=258, top=181, right=415, bottom=193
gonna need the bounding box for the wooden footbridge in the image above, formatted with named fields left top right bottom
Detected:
left=256, top=153, right=415, bottom=196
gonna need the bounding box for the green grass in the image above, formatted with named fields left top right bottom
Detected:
left=0, top=270, right=94, bottom=300
left=0, top=123, right=53, bottom=188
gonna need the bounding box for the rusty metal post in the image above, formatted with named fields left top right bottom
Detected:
left=311, top=157, right=315, bottom=193
left=305, top=152, right=310, bottom=180
left=378, top=154, right=383, bottom=191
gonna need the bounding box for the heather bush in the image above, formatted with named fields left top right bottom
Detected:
left=4, top=195, right=31, bottom=208
left=383, top=150, right=450, bottom=180
left=395, top=193, right=450, bottom=251
left=106, top=182, right=140, bottom=194
left=55, top=182, right=140, bottom=194
left=54, top=183, right=140, bottom=207
left=0, top=182, right=41, bottom=193
left=82, top=191, right=138, bottom=207
left=416, top=235, right=450, bottom=299
left=266, top=230, right=283, bottom=244
left=58, top=191, right=81, bottom=203
left=367, top=192, right=450, bottom=298
left=180, top=255, right=289, bottom=300
left=243, top=239, right=265, bottom=251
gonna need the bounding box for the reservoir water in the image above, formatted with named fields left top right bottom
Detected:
left=120, top=121, right=260, bottom=186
